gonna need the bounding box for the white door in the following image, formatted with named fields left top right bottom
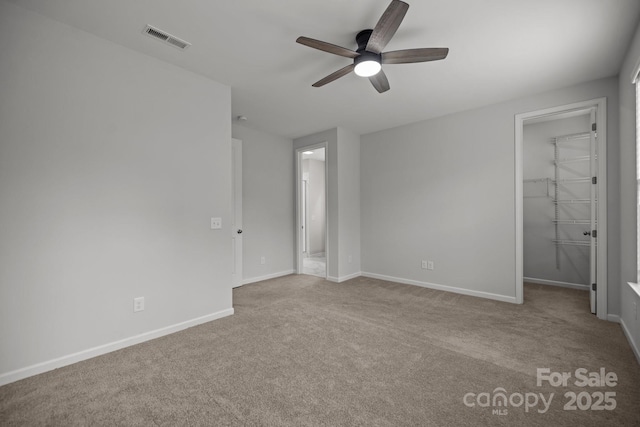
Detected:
left=232, top=138, right=243, bottom=288
left=589, top=110, right=597, bottom=313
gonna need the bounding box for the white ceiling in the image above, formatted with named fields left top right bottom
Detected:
left=9, top=0, right=640, bottom=139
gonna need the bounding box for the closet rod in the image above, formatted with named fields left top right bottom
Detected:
left=553, top=177, right=592, bottom=184
left=552, top=219, right=591, bottom=224
left=553, top=240, right=592, bottom=247
left=552, top=132, right=591, bottom=142
left=554, top=155, right=592, bottom=165
left=553, top=199, right=591, bottom=204
left=523, top=178, right=551, bottom=183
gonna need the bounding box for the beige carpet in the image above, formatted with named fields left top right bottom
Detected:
left=1, top=275, right=639, bottom=426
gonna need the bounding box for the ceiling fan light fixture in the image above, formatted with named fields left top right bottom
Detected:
left=354, top=52, right=382, bottom=77
left=354, top=60, right=381, bottom=77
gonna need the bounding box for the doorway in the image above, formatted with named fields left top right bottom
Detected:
left=296, top=145, right=327, bottom=278
left=515, top=98, right=607, bottom=319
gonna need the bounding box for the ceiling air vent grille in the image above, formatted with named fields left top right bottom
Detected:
left=143, top=25, right=191, bottom=51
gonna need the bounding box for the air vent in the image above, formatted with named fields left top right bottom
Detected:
left=143, top=25, right=191, bottom=51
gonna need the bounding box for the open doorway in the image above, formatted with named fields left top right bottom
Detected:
left=523, top=112, right=593, bottom=297
left=515, top=98, right=607, bottom=319
left=296, top=145, right=327, bottom=278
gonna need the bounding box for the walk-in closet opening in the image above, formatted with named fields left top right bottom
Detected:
left=523, top=111, right=594, bottom=298
left=296, top=146, right=327, bottom=278
left=515, top=98, right=607, bottom=319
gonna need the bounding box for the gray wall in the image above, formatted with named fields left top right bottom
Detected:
left=619, top=18, right=640, bottom=351
left=232, top=124, right=294, bottom=282
left=620, top=20, right=640, bottom=290
left=337, top=127, right=362, bottom=279
left=523, top=115, right=592, bottom=286
left=302, top=159, right=326, bottom=256
left=0, top=1, right=233, bottom=379
left=361, top=77, right=619, bottom=308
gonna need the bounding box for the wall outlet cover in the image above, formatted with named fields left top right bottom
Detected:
left=133, top=297, right=145, bottom=312
left=210, top=217, right=222, bottom=229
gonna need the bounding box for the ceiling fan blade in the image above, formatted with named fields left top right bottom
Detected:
left=296, top=36, right=360, bottom=59
left=382, top=48, right=449, bottom=64
left=369, top=69, right=390, bottom=93
left=366, top=0, right=409, bottom=54
left=312, top=64, right=355, bottom=87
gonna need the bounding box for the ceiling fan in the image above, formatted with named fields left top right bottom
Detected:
left=296, top=0, right=449, bottom=93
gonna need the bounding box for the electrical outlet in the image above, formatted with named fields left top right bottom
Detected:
left=260, top=256, right=266, bottom=265
left=421, top=260, right=428, bottom=269
left=133, top=297, right=145, bottom=312
left=427, top=261, right=434, bottom=270
left=210, top=217, right=222, bottom=229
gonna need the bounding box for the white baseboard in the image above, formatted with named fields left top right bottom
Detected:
left=242, top=270, right=295, bottom=285
left=339, top=271, right=362, bottom=282
left=0, top=307, right=234, bottom=387
left=523, top=277, right=589, bottom=291
left=361, top=272, right=517, bottom=304
left=620, top=317, right=640, bottom=365
left=607, top=314, right=621, bottom=323
left=327, top=272, right=361, bottom=283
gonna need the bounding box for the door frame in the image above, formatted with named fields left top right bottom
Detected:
left=514, top=97, right=607, bottom=319
left=295, top=143, right=328, bottom=277
left=301, top=176, right=309, bottom=256
left=231, top=138, right=243, bottom=288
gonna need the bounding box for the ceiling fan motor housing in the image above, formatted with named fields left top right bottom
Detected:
left=354, top=51, right=382, bottom=66
left=354, top=29, right=382, bottom=76
left=356, top=29, right=374, bottom=51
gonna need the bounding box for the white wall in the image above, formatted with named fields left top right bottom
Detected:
left=361, top=77, right=619, bottom=307
left=231, top=124, right=294, bottom=283
left=523, top=115, right=592, bottom=286
left=0, top=1, right=233, bottom=383
left=294, top=127, right=361, bottom=282
left=337, top=127, right=361, bottom=279
left=619, top=19, right=640, bottom=357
